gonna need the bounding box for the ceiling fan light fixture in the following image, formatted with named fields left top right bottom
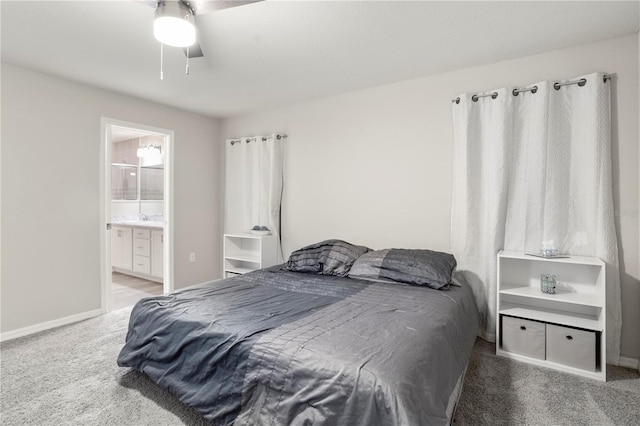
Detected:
left=154, top=1, right=196, bottom=48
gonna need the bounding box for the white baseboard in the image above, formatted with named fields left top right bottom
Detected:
left=618, top=356, right=640, bottom=370
left=0, top=309, right=103, bottom=343
left=1, top=279, right=222, bottom=343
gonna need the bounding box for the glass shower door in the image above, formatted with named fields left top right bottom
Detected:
left=111, top=163, right=138, bottom=200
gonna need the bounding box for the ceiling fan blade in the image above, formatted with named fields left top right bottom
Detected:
left=184, top=42, right=204, bottom=58
left=184, top=0, right=263, bottom=15
left=140, top=0, right=263, bottom=59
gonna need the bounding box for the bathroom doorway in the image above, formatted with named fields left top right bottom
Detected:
left=100, top=118, right=174, bottom=312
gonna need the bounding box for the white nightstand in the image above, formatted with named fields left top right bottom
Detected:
left=496, top=250, right=606, bottom=381
left=223, top=234, right=279, bottom=278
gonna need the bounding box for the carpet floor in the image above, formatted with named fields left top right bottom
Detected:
left=1, top=307, right=638, bottom=425
left=454, top=339, right=640, bottom=425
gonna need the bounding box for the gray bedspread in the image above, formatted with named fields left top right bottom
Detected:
left=117, top=266, right=479, bottom=425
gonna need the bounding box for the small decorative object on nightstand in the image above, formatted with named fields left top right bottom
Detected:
left=540, top=274, right=557, bottom=294
left=249, top=225, right=272, bottom=236
left=496, top=250, right=606, bottom=381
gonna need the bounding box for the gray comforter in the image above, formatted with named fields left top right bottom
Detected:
left=117, top=266, right=479, bottom=425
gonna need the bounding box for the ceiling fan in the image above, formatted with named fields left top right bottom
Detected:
left=140, top=0, right=262, bottom=77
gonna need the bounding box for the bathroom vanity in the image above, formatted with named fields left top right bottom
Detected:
left=112, top=221, right=164, bottom=283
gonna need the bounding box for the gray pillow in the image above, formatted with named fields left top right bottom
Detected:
left=285, top=239, right=371, bottom=276
left=348, top=248, right=456, bottom=290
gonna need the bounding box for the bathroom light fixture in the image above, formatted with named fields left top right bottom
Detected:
left=137, top=145, right=162, bottom=159
left=153, top=1, right=196, bottom=48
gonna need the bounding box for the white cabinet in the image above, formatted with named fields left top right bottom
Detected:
left=496, top=251, right=606, bottom=381
left=111, top=226, right=132, bottom=270
left=151, top=229, right=164, bottom=278
left=111, top=225, right=163, bottom=283
left=132, top=228, right=151, bottom=275
left=223, top=234, right=278, bottom=278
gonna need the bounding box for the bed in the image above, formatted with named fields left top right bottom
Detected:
left=118, top=240, right=479, bottom=425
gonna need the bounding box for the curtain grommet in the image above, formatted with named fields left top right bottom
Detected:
left=513, top=86, right=537, bottom=96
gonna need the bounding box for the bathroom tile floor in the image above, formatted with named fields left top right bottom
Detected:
left=111, top=272, right=163, bottom=310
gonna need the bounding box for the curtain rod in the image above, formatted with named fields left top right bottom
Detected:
left=451, top=74, right=612, bottom=104
left=229, top=134, right=288, bottom=145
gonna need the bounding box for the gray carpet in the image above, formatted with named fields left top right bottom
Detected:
left=1, top=307, right=638, bottom=425
left=454, top=339, right=640, bottom=425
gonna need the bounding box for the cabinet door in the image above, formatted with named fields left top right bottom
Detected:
left=151, top=230, right=164, bottom=278
left=111, top=226, right=132, bottom=270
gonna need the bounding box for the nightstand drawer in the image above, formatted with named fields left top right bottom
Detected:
left=546, top=324, right=596, bottom=371
left=502, top=316, right=546, bottom=360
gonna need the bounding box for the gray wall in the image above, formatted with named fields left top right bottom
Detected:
left=1, top=63, right=223, bottom=332
left=222, top=34, right=639, bottom=360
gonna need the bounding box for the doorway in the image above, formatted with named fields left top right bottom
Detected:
left=100, top=118, right=174, bottom=313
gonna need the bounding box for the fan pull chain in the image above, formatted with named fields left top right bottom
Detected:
left=186, top=46, right=190, bottom=75
left=160, top=43, right=164, bottom=80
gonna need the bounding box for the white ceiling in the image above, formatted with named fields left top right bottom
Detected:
left=2, top=1, right=638, bottom=118
left=111, top=125, right=157, bottom=142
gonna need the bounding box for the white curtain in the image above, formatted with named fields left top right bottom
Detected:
left=451, top=72, right=622, bottom=363
left=225, top=134, right=284, bottom=260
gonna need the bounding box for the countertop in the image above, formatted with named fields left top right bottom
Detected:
left=111, top=221, right=164, bottom=229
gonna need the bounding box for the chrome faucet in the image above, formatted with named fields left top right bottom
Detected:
left=139, top=214, right=149, bottom=221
